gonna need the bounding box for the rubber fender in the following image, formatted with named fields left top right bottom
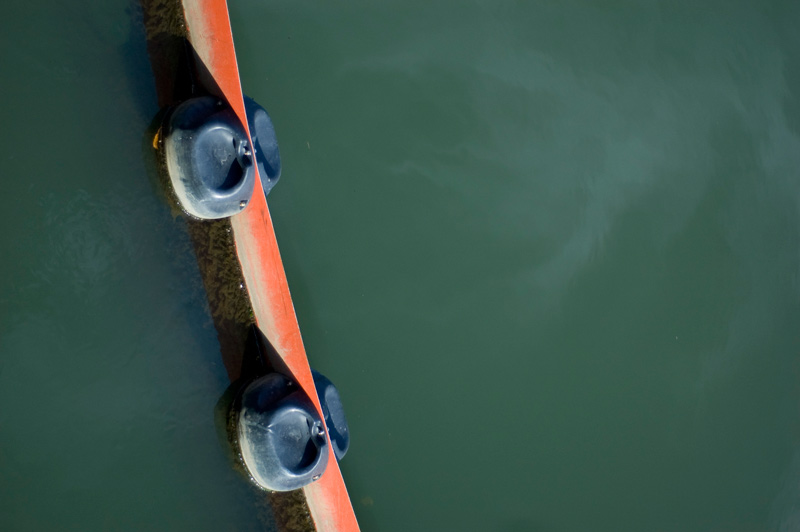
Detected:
left=237, top=373, right=329, bottom=491
left=243, top=96, right=281, bottom=196
left=163, top=96, right=256, bottom=219
left=312, top=370, right=350, bottom=461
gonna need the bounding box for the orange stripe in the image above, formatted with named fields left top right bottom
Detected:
left=180, top=2, right=360, bottom=531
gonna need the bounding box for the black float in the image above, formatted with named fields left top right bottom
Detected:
left=236, top=373, right=329, bottom=491
left=163, top=96, right=256, bottom=219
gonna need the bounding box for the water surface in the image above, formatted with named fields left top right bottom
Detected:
left=0, top=1, right=268, bottom=530
left=231, top=1, right=800, bottom=531
left=1, top=1, right=799, bottom=531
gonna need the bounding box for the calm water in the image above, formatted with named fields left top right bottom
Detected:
left=2, top=0, right=800, bottom=531
left=0, top=1, right=267, bottom=530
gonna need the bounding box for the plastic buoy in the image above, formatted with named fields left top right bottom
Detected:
left=163, top=96, right=255, bottom=219
left=312, top=370, right=350, bottom=461
left=244, top=96, right=281, bottom=197
left=237, top=373, right=329, bottom=491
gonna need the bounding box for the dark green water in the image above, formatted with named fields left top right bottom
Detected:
left=0, top=1, right=267, bottom=530
left=2, top=0, right=800, bottom=531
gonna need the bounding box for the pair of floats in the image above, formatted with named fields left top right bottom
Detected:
left=142, top=0, right=359, bottom=530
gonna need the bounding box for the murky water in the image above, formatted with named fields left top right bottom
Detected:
left=231, top=1, right=800, bottom=531
left=2, top=0, right=800, bottom=531
left=0, top=1, right=267, bottom=530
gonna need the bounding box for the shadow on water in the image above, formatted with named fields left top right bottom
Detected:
left=134, top=1, right=318, bottom=530
left=138, top=0, right=260, bottom=384
left=138, top=0, right=251, bottom=381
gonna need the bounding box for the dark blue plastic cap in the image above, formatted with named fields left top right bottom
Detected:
left=243, top=96, right=281, bottom=196
left=312, top=370, right=350, bottom=461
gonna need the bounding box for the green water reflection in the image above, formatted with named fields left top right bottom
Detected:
left=231, top=1, right=800, bottom=531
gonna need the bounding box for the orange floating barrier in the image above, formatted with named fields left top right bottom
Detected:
left=152, top=1, right=361, bottom=530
